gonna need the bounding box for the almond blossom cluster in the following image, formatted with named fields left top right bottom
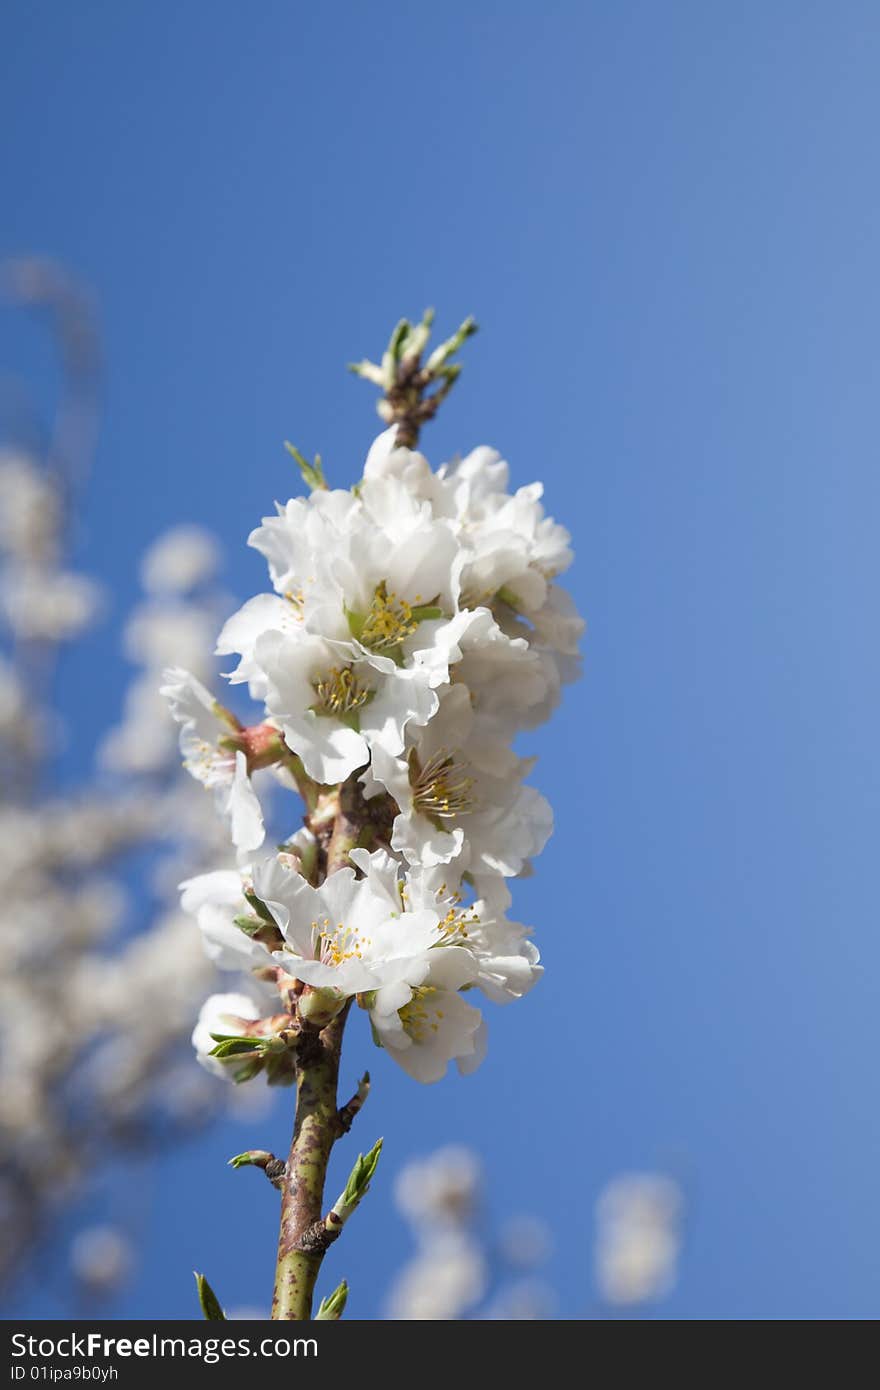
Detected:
left=168, top=414, right=583, bottom=1085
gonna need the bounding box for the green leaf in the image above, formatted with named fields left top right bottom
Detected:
left=232, top=1057, right=265, bottom=1084
left=208, top=1035, right=265, bottom=1059
left=194, top=1271, right=225, bottom=1321
left=316, top=1280, right=349, bottom=1320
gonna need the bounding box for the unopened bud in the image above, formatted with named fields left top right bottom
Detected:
left=297, top=984, right=347, bottom=1029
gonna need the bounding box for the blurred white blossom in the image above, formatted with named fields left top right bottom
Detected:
left=387, top=1231, right=487, bottom=1321
left=387, top=1145, right=556, bottom=1320
left=140, top=525, right=221, bottom=596
left=70, top=1226, right=133, bottom=1294
left=393, top=1145, right=482, bottom=1230
left=594, top=1173, right=683, bottom=1307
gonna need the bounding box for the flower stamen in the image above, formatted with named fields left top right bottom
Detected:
left=312, top=665, right=372, bottom=718
left=410, top=747, right=475, bottom=820
left=359, top=580, right=419, bottom=652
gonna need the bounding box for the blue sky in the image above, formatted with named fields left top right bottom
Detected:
left=3, top=1, right=880, bottom=1319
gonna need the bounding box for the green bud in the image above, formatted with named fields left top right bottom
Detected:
left=229, top=1150, right=271, bottom=1169
left=347, top=359, right=386, bottom=385
left=284, top=441, right=327, bottom=491
left=315, top=1280, right=349, bottom=1320
left=424, top=315, right=478, bottom=374
left=335, top=1137, right=383, bottom=1220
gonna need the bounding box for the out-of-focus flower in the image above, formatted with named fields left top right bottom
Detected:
left=387, top=1231, right=487, bottom=1321
left=393, top=1145, right=482, bottom=1230
left=70, top=1226, right=133, bottom=1294
left=0, top=566, right=102, bottom=642
left=482, top=1278, right=557, bottom=1320
left=0, top=450, right=59, bottom=558
left=141, top=525, right=221, bottom=596
left=0, top=266, right=250, bottom=1296
left=498, top=1214, right=554, bottom=1270
left=387, top=1144, right=559, bottom=1321
left=594, top=1173, right=683, bottom=1306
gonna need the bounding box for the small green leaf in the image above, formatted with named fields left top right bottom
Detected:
left=208, top=1035, right=265, bottom=1059
left=194, top=1271, right=226, bottom=1321
left=232, top=1057, right=265, bottom=1084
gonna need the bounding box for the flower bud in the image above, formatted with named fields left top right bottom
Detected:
left=297, top=984, right=347, bottom=1029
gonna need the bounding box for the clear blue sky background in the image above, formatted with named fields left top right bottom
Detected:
left=2, top=1, right=879, bottom=1320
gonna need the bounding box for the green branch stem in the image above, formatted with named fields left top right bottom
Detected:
left=271, top=1008, right=350, bottom=1320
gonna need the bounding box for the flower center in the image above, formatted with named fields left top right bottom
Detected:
left=399, top=985, right=444, bottom=1041
left=347, top=581, right=443, bottom=660
left=312, top=665, right=372, bottom=720
left=312, top=916, right=373, bottom=966
left=359, top=581, right=419, bottom=651
left=437, top=900, right=480, bottom=941
left=410, top=747, right=475, bottom=820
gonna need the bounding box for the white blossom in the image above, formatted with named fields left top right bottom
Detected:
left=161, top=667, right=265, bottom=853
left=367, top=684, right=553, bottom=876
left=255, top=628, right=436, bottom=784
left=191, top=992, right=263, bottom=1079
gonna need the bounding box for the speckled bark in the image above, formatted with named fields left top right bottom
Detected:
left=271, top=1010, right=348, bottom=1320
